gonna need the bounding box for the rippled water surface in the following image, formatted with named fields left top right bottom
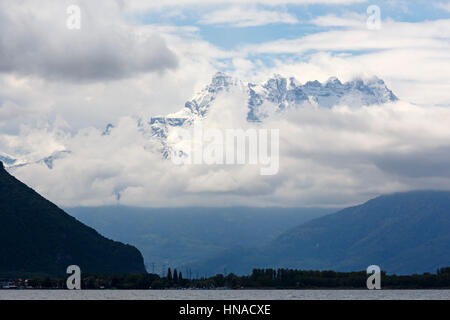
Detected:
left=1, top=290, right=449, bottom=300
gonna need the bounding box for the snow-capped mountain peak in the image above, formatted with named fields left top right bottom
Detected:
left=247, top=74, right=397, bottom=119
left=184, top=72, right=244, bottom=118
left=2, top=73, right=398, bottom=169
left=147, top=73, right=398, bottom=157
left=154, top=73, right=397, bottom=126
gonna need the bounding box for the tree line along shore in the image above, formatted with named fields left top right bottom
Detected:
left=2, top=267, right=450, bottom=290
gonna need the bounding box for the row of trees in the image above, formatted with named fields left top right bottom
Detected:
left=23, top=267, right=450, bottom=289
left=167, top=268, right=183, bottom=284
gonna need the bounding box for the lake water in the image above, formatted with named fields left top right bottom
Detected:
left=0, top=289, right=449, bottom=300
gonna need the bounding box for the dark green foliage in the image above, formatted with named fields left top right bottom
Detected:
left=5, top=267, right=450, bottom=289
left=438, top=267, right=450, bottom=275
left=167, top=268, right=172, bottom=282
left=0, top=162, right=146, bottom=277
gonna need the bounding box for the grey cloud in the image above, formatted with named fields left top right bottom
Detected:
left=7, top=99, right=450, bottom=208
left=374, top=147, right=450, bottom=179
left=0, top=1, right=178, bottom=82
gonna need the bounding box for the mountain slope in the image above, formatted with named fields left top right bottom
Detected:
left=191, top=191, right=450, bottom=275
left=67, top=206, right=334, bottom=273
left=0, top=161, right=146, bottom=277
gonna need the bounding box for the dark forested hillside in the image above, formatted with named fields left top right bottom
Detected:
left=0, top=161, right=146, bottom=277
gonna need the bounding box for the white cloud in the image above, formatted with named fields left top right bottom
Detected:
left=199, top=6, right=299, bottom=27
left=237, top=18, right=450, bottom=106
left=310, top=13, right=366, bottom=27
left=122, top=0, right=366, bottom=11
left=435, top=2, right=450, bottom=12
left=6, top=93, right=450, bottom=208
left=241, top=19, right=450, bottom=54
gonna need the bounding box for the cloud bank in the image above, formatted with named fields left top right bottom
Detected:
left=6, top=92, right=450, bottom=208
left=1, top=0, right=450, bottom=208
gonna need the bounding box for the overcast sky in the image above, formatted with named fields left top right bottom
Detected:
left=1, top=0, right=450, bottom=208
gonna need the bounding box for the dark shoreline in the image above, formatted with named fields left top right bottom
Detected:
left=3, top=267, right=450, bottom=290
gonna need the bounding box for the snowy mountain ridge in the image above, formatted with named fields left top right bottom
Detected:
left=149, top=72, right=398, bottom=140
left=1, top=73, right=398, bottom=169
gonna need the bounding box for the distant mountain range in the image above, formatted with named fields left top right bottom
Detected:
left=1, top=73, right=398, bottom=169
left=67, top=206, right=334, bottom=275
left=148, top=73, right=398, bottom=157
left=187, top=191, right=450, bottom=276
left=152, top=72, right=397, bottom=125
left=0, top=161, right=146, bottom=277
left=2, top=159, right=449, bottom=277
